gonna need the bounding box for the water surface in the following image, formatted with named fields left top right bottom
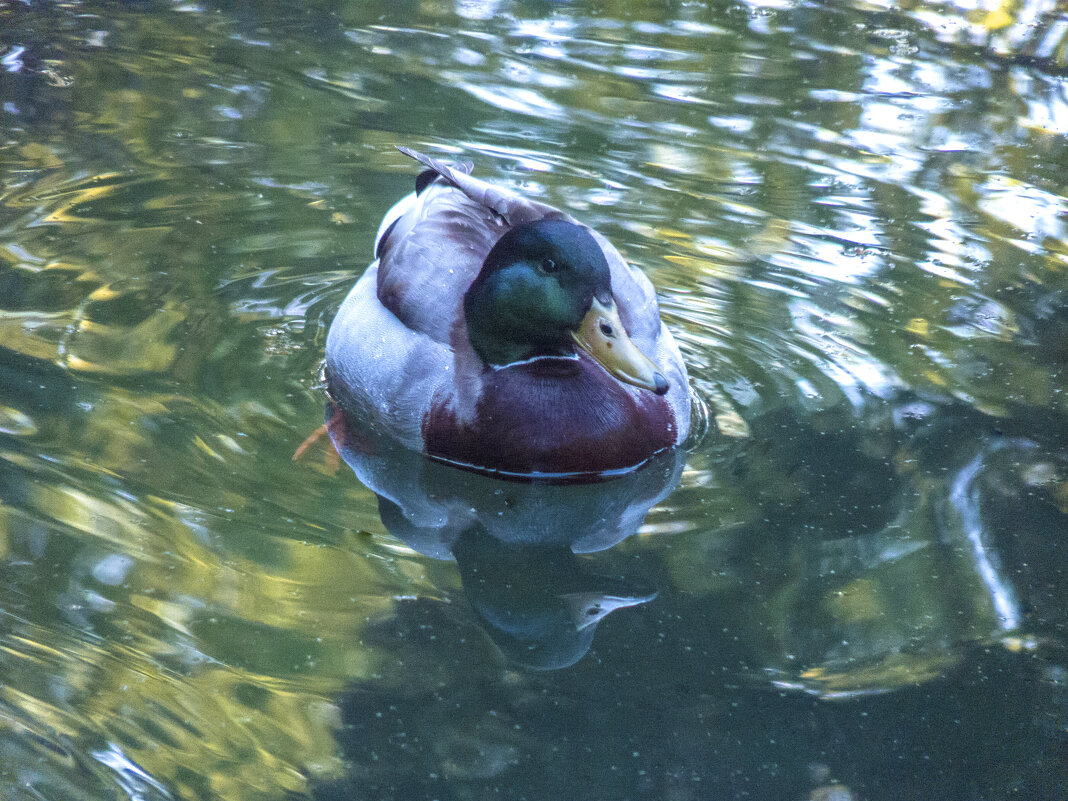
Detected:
left=1, top=1, right=1066, bottom=799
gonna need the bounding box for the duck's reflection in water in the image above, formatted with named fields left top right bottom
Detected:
left=327, top=404, right=684, bottom=670
left=313, top=398, right=1067, bottom=800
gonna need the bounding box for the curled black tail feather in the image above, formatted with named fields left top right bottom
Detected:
left=396, top=145, right=569, bottom=227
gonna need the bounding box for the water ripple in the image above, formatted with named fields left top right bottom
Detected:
left=1, top=1, right=1067, bottom=797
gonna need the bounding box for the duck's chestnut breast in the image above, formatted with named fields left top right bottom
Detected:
left=423, top=356, right=676, bottom=475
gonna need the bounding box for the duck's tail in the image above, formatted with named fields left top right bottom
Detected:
left=396, top=146, right=572, bottom=227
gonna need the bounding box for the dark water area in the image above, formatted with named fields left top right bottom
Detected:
left=1, top=1, right=1066, bottom=799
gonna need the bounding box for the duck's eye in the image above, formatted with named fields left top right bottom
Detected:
left=540, top=258, right=560, bottom=274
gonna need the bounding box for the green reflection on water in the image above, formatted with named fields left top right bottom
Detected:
left=1, top=0, right=1066, bottom=799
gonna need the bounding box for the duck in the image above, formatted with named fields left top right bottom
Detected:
left=324, top=147, right=690, bottom=476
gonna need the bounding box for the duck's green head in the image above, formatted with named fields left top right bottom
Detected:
left=464, top=219, right=669, bottom=395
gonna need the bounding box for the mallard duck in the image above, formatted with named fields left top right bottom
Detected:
left=325, top=147, right=690, bottom=476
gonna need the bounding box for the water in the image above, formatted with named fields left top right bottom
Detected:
left=1, top=1, right=1066, bottom=799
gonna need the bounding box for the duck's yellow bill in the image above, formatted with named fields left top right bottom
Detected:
left=571, top=298, right=669, bottom=395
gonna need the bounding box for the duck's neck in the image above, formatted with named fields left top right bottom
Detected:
left=464, top=268, right=573, bottom=367
left=466, top=318, right=570, bottom=366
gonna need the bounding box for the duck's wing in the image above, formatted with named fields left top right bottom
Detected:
left=375, top=149, right=574, bottom=345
